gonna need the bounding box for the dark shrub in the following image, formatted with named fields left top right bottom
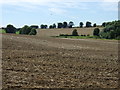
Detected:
left=72, top=29, right=79, bottom=36
left=29, top=28, right=37, bottom=35
left=100, top=20, right=120, bottom=39
left=59, top=34, right=64, bottom=36
left=93, top=28, right=100, bottom=36
left=87, top=34, right=90, bottom=36
left=20, top=25, right=37, bottom=35
left=20, top=25, right=31, bottom=34
left=93, top=23, right=96, bottom=27
left=30, top=25, right=39, bottom=29
left=5, top=24, right=16, bottom=33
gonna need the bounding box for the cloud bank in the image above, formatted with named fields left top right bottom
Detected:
left=1, top=0, right=118, bottom=14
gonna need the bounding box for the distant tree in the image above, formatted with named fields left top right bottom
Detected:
left=41, top=24, right=45, bottom=29
left=86, top=21, right=92, bottom=27
left=20, top=25, right=37, bottom=35
left=100, top=21, right=120, bottom=39
left=115, top=28, right=120, bottom=38
left=1, top=27, right=5, bottom=29
left=68, top=21, right=74, bottom=28
left=108, top=30, right=116, bottom=39
left=16, top=28, right=21, bottom=32
left=93, top=28, right=100, bottom=36
left=5, top=24, right=16, bottom=33
left=30, top=25, right=39, bottom=29
left=102, top=22, right=106, bottom=27
left=72, top=29, right=79, bottom=36
left=63, top=22, right=68, bottom=28
left=29, top=28, right=37, bottom=35
left=40, top=24, right=47, bottom=29
left=49, top=25, right=53, bottom=29
left=19, top=25, right=31, bottom=34
left=80, top=22, right=84, bottom=28
left=58, top=23, right=63, bottom=28
left=44, top=25, right=48, bottom=29
left=93, top=23, right=96, bottom=27
left=53, top=23, right=56, bottom=28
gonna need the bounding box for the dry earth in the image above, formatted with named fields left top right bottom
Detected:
left=37, top=27, right=103, bottom=37
left=1, top=29, right=119, bottom=89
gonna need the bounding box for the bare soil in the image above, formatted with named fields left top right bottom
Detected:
left=2, top=31, right=119, bottom=89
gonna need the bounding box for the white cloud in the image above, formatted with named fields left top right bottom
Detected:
left=100, top=2, right=118, bottom=11
left=0, top=0, right=119, bottom=5
left=1, top=0, right=118, bottom=13
left=103, top=0, right=119, bottom=2
left=49, top=8, right=67, bottom=14
left=1, top=0, right=119, bottom=7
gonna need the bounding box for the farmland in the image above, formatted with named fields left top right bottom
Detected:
left=2, top=28, right=119, bottom=89
left=37, top=27, right=103, bottom=37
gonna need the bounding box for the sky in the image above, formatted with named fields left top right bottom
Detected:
left=0, top=0, right=119, bottom=28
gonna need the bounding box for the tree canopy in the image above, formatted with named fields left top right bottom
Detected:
left=72, top=29, right=79, bottom=36
left=86, top=21, right=92, bottom=27
left=100, top=20, right=120, bottom=39
left=20, top=25, right=37, bottom=35
left=80, top=22, right=84, bottom=28
left=5, top=24, right=16, bottom=33
left=93, top=28, right=100, bottom=36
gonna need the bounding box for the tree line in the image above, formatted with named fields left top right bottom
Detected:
left=15, top=21, right=102, bottom=29
left=2, top=20, right=119, bottom=39
left=40, top=21, right=99, bottom=29
left=99, top=20, right=120, bottom=39
left=4, top=25, right=37, bottom=35
left=71, top=20, right=120, bottom=40
left=58, top=20, right=120, bottom=40
left=1, top=21, right=100, bottom=35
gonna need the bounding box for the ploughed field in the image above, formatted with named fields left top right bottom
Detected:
left=2, top=29, right=119, bottom=88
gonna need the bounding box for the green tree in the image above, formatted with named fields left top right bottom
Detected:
left=58, top=23, right=63, bottom=28
left=100, top=20, right=120, bottom=39
left=40, top=24, right=44, bottom=29
left=20, top=25, right=31, bottom=34
left=86, top=21, right=92, bottom=27
left=80, top=22, right=84, bottom=28
left=30, top=25, right=39, bottom=29
left=102, top=22, right=106, bottom=27
left=93, top=23, right=96, bottom=27
left=19, top=25, right=37, bottom=35
left=53, top=23, right=56, bottom=28
left=29, top=28, right=37, bottom=35
left=69, top=21, right=74, bottom=28
left=44, top=25, right=48, bottom=29
left=41, top=24, right=47, bottom=29
left=49, top=25, right=53, bottom=29
left=72, top=29, right=79, bottom=36
left=5, top=24, right=16, bottom=33
left=93, top=28, right=100, bottom=36
left=108, top=30, right=116, bottom=39
left=63, top=22, right=68, bottom=28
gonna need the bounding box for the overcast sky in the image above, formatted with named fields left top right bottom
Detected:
left=0, top=0, right=119, bottom=28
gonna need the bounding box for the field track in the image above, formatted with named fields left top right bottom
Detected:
left=2, top=31, right=119, bottom=88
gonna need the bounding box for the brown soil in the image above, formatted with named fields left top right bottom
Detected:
left=2, top=32, right=119, bottom=89
left=37, top=27, right=103, bottom=37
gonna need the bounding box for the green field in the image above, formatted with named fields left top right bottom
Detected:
left=54, top=35, right=118, bottom=40
left=16, top=31, right=20, bottom=34
left=0, top=29, right=6, bottom=33
left=55, top=35, right=94, bottom=39
left=0, top=29, right=20, bottom=34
